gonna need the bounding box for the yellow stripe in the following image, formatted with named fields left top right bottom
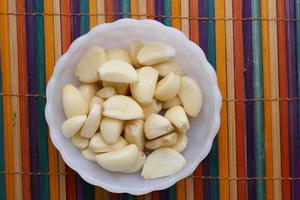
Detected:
left=90, top=0, right=97, bottom=28
left=131, top=0, right=139, bottom=19
left=44, top=1, right=60, bottom=200
left=171, top=0, right=181, bottom=29
left=215, top=0, right=229, bottom=199
left=225, top=0, right=237, bottom=199
left=268, top=1, right=282, bottom=199
left=0, top=1, right=14, bottom=199
left=97, top=0, right=105, bottom=24
left=180, top=0, right=189, bottom=37
left=8, top=0, right=22, bottom=199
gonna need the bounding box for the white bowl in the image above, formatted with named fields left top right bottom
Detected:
left=45, top=19, right=221, bottom=195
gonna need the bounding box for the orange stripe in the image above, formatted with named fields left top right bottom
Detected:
left=90, top=0, right=97, bottom=28
left=261, top=1, right=273, bottom=200
left=194, top=167, right=202, bottom=200
left=277, top=0, right=290, bottom=199
left=104, top=0, right=114, bottom=22
left=16, top=0, right=31, bottom=199
left=0, top=1, right=14, bottom=199
left=146, top=0, right=155, bottom=19
left=171, top=0, right=181, bottom=29
left=176, top=179, right=186, bottom=200
left=44, top=1, right=60, bottom=200
left=131, top=0, right=139, bottom=19
left=215, top=0, right=229, bottom=199
left=232, top=0, right=247, bottom=199
left=189, top=0, right=199, bottom=43
left=152, top=191, right=160, bottom=199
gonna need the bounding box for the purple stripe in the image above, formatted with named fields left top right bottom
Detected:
left=155, top=0, right=163, bottom=23
left=159, top=189, right=169, bottom=199
left=242, top=0, right=256, bottom=199
left=25, top=0, right=39, bottom=200
left=198, top=0, right=207, bottom=53
left=114, top=0, right=122, bottom=20
left=71, top=0, right=80, bottom=41
left=198, top=1, right=209, bottom=199
left=285, top=0, right=300, bottom=199
left=71, top=1, right=84, bottom=199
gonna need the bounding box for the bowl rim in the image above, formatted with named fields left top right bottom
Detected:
left=45, top=18, right=222, bottom=195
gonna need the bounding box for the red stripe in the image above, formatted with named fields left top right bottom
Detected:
left=232, top=0, right=247, bottom=199
left=277, top=1, right=291, bottom=199
left=105, top=0, right=114, bottom=22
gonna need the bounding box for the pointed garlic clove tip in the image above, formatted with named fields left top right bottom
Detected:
left=144, top=113, right=174, bottom=140
left=61, top=115, right=87, bottom=138
left=155, top=72, right=181, bottom=101
left=153, top=59, right=184, bottom=77
left=96, top=87, right=117, bottom=99
left=170, top=133, right=188, bottom=153
left=130, top=41, right=144, bottom=68
left=141, top=99, right=162, bottom=119
left=75, top=46, right=107, bottom=83
left=145, top=132, right=178, bottom=150
left=165, top=106, right=190, bottom=134
left=141, top=148, right=186, bottom=179
left=98, top=60, right=138, bottom=83
left=130, top=66, right=159, bottom=105
left=178, top=76, right=203, bottom=117
left=95, top=144, right=139, bottom=172
left=100, top=117, right=124, bottom=144
left=122, top=151, right=146, bottom=173
left=102, top=81, right=129, bottom=95
left=62, top=84, right=88, bottom=118
left=78, top=83, right=99, bottom=103
left=72, top=133, right=89, bottom=150
left=161, top=96, right=182, bottom=109
left=102, top=95, right=144, bottom=120
left=137, top=42, right=176, bottom=65
left=82, top=148, right=97, bottom=161
left=124, top=119, right=145, bottom=151
left=80, top=104, right=102, bottom=139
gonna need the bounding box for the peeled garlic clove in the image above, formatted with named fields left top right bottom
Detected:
left=82, top=148, right=96, bottom=161
left=102, top=81, right=129, bottom=95
left=141, top=99, right=162, bottom=119
left=130, top=67, right=159, bottom=105
left=103, top=95, right=144, bottom=120
left=61, top=115, right=87, bottom=138
left=62, top=84, right=88, bottom=118
left=178, top=76, right=203, bottom=117
left=137, top=42, right=176, bottom=65
left=98, top=60, right=138, bottom=83
left=89, top=133, right=127, bottom=153
left=162, top=96, right=182, bottom=109
left=153, top=59, right=184, bottom=77
left=89, top=96, right=104, bottom=112
left=130, top=41, right=144, bottom=68
left=144, top=114, right=174, bottom=140
left=107, top=48, right=133, bottom=65
left=155, top=72, right=180, bottom=101
left=75, top=46, right=107, bottom=83
left=95, top=144, right=139, bottom=172
left=100, top=117, right=124, bottom=144
left=170, top=133, right=188, bottom=152
left=80, top=104, right=102, bottom=138
left=122, top=151, right=146, bottom=173
left=78, top=83, right=99, bottom=103
left=96, top=87, right=117, bottom=99
left=142, top=148, right=186, bottom=179
left=165, top=106, right=189, bottom=134
left=145, top=132, right=178, bottom=150
left=124, top=119, right=145, bottom=151
left=72, top=133, right=89, bottom=149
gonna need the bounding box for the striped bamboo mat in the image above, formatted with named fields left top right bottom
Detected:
left=0, top=0, right=300, bottom=199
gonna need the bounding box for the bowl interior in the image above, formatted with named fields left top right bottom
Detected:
left=46, top=20, right=219, bottom=194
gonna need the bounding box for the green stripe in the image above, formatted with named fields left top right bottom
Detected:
left=80, top=0, right=90, bottom=35
left=168, top=184, right=176, bottom=200
left=206, top=1, right=219, bottom=200
left=34, top=1, right=50, bottom=199
left=0, top=57, right=6, bottom=200
left=163, top=0, right=171, bottom=26
left=127, top=194, right=136, bottom=200
left=79, top=1, right=95, bottom=199
left=251, top=1, right=266, bottom=200
left=121, top=0, right=131, bottom=18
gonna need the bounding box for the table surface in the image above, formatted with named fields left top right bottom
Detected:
left=0, top=0, right=300, bottom=199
